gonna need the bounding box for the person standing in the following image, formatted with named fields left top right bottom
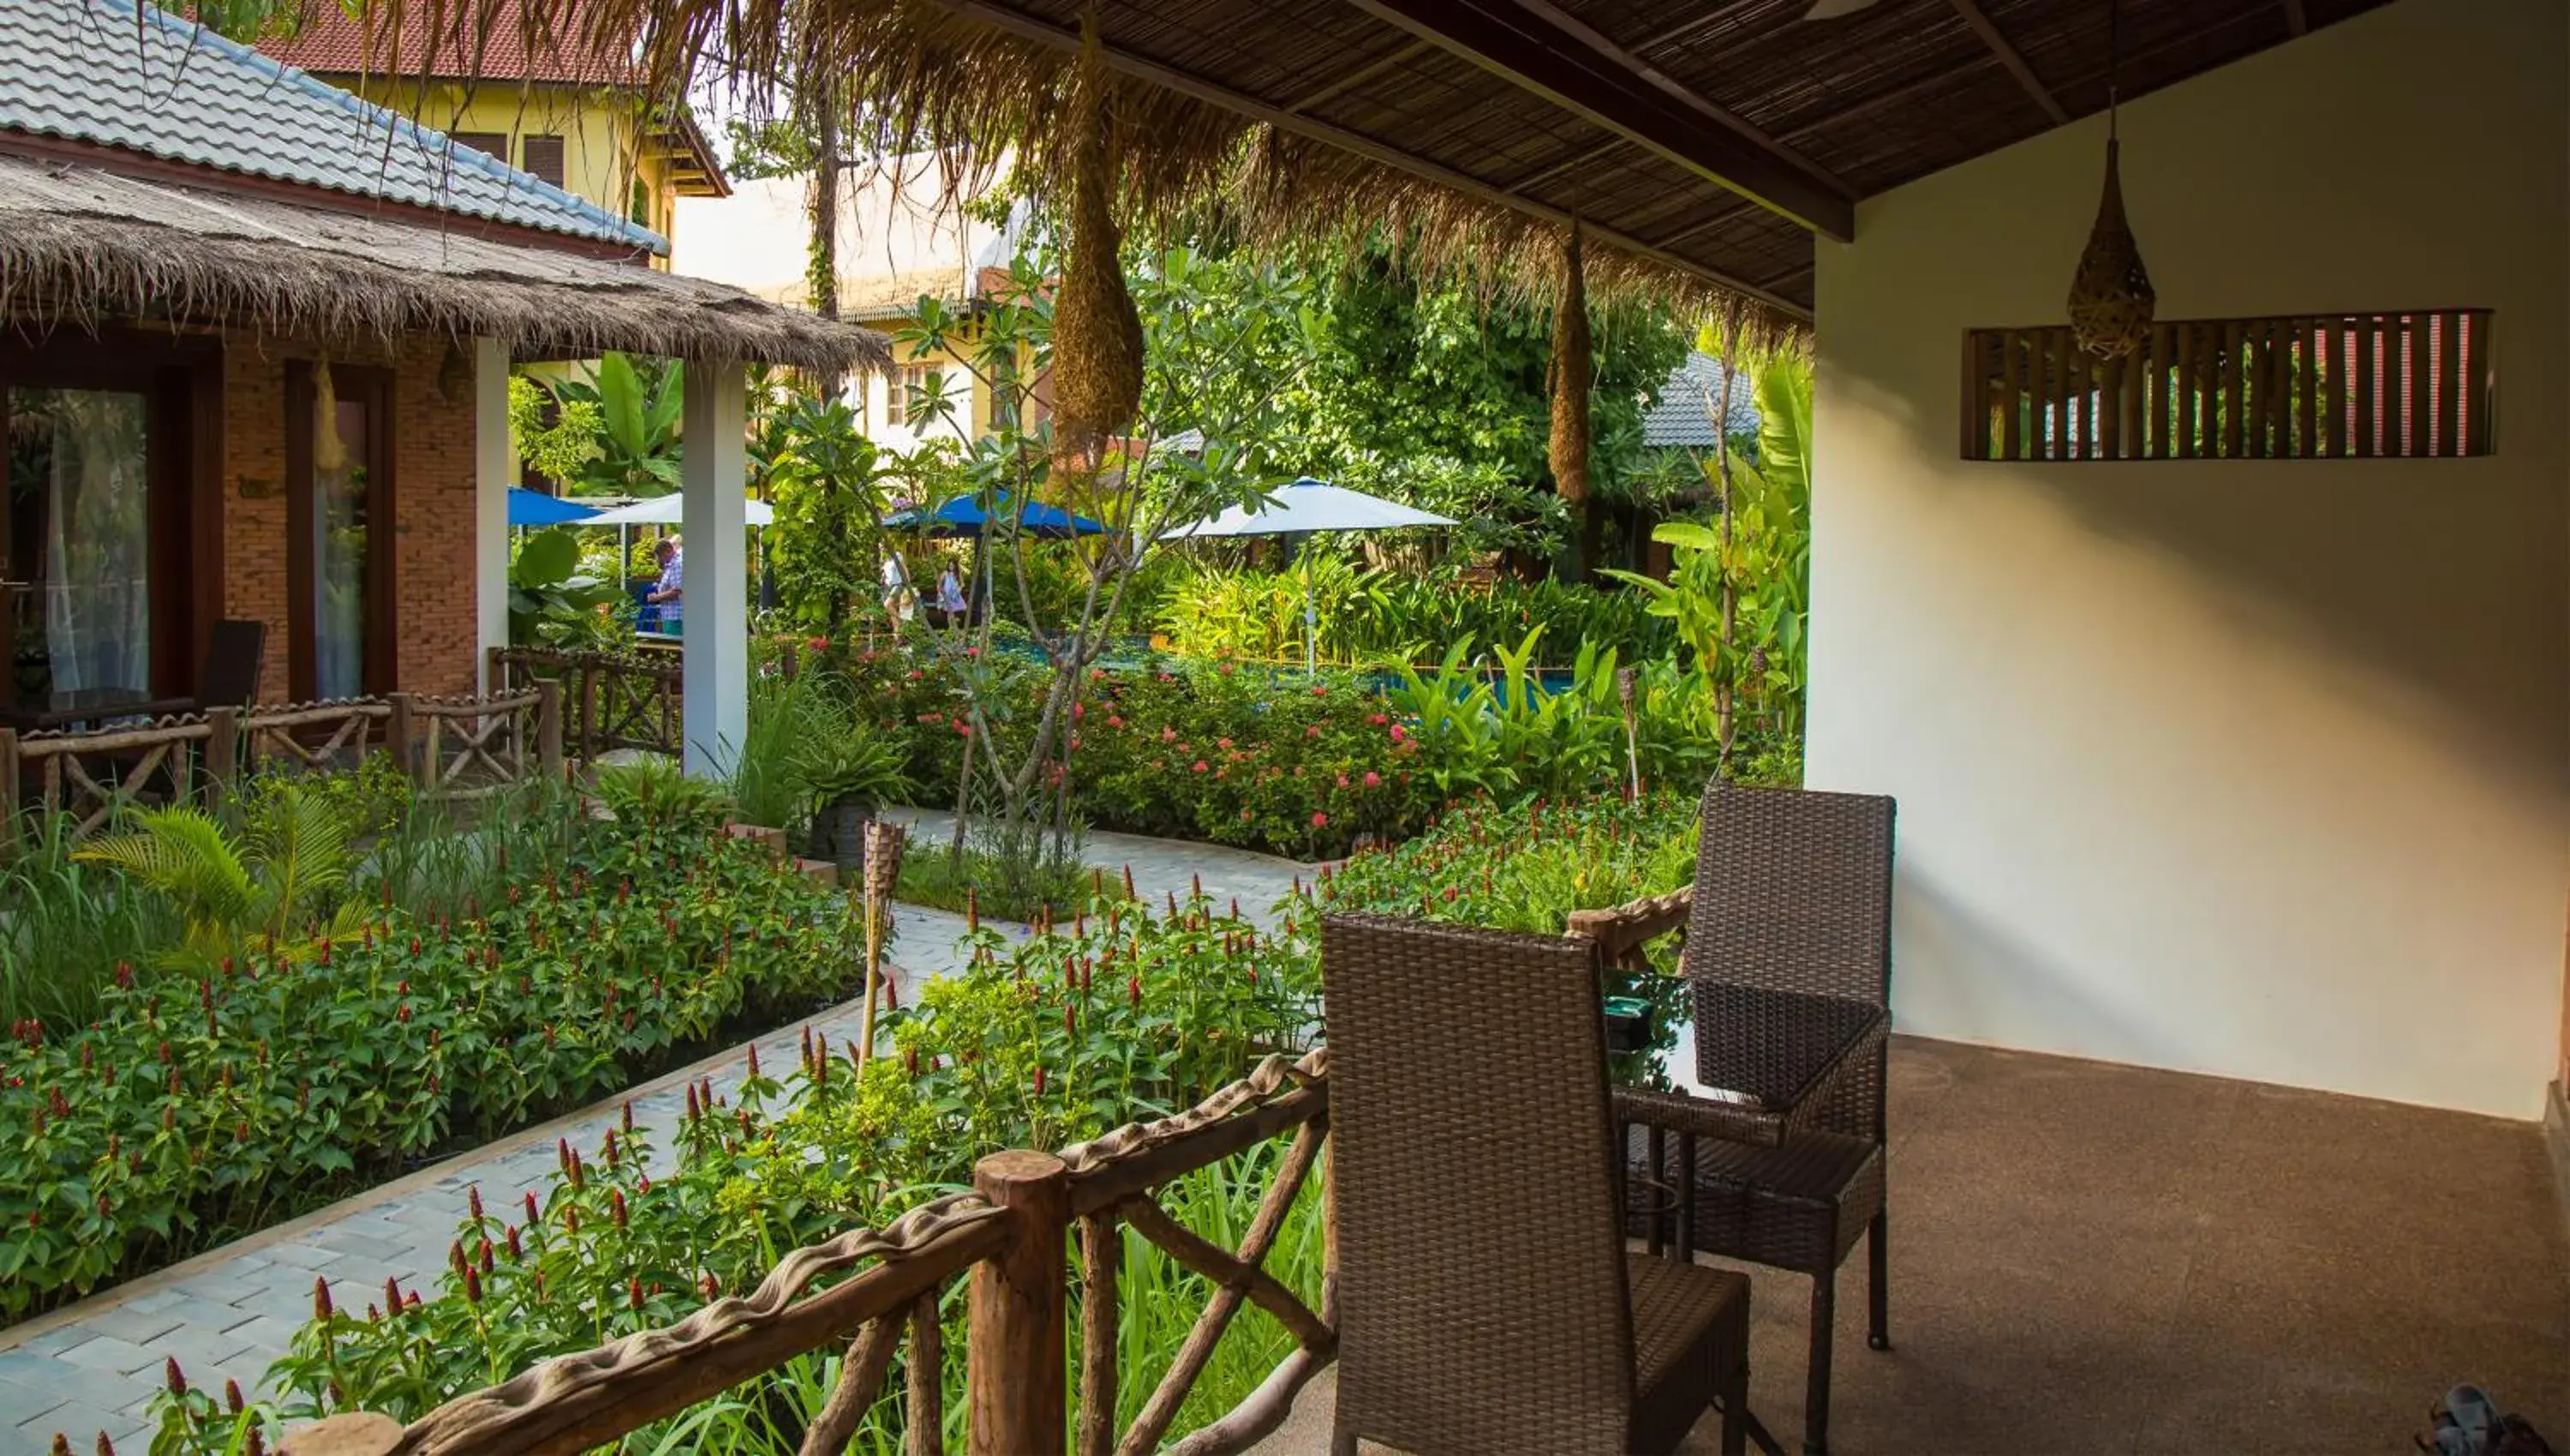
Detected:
left=881, top=550, right=914, bottom=624
left=936, top=563, right=967, bottom=627
left=646, top=535, right=684, bottom=636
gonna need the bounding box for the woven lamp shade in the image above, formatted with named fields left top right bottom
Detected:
left=861, top=818, right=907, bottom=904
left=2067, top=139, right=2155, bottom=361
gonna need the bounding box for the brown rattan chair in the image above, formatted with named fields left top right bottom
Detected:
left=1574, top=784, right=1896, bottom=1456
left=1324, top=912, right=1751, bottom=1456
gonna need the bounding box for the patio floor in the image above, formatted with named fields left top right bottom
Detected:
left=1254, top=1035, right=2570, bottom=1455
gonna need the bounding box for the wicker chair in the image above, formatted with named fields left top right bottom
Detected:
left=1324, top=912, right=1751, bottom=1456
left=1571, top=784, right=1896, bottom=1456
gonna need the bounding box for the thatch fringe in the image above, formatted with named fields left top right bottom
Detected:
left=0, top=158, right=891, bottom=373
left=553, top=0, right=1804, bottom=344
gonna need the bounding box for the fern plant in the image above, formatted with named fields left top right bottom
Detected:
left=72, top=783, right=371, bottom=970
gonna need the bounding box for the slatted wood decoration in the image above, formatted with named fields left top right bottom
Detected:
left=1963, top=309, right=2495, bottom=461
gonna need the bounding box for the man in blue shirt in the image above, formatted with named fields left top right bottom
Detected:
left=647, top=536, right=683, bottom=635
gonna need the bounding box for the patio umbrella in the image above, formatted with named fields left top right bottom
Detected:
left=581, top=493, right=774, bottom=527
left=507, top=487, right=599, bottom=527
left=884, top=489, right=1107, bottom=539
left=1159, top=478, right=1457, bottom=672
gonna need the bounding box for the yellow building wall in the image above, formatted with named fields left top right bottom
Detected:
left=330, top=79, right=673, bottom=260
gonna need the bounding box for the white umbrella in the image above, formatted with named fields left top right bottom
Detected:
left=1158, top=478, right=1454, bottom=540
left=582, top=494, right=774, bottom=527
left=1159, top=478, right=1457, bottom=672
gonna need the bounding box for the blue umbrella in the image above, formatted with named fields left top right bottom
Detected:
left=508, top=488, right=600, bottom=527
left=885, top=489, right=1107, bottom=539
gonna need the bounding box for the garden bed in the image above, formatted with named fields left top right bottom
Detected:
left=0, top=773, right=866, bottom=1326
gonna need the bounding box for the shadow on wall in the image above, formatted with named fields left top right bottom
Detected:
left=1832, top=349, right=2567, bottom=797
left=1892, top=861, right=2170, bottom=1070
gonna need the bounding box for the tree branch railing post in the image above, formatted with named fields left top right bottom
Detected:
left=536, top=680, right=565, bottom=781
left=967, top=1150, right=1073, bottom=1456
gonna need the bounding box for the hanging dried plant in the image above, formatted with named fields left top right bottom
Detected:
left=1049, top=12, right=1144, bottom=465
left=1547, top=221, right=1593, bottom=509
left=2067, top=137, right=2154, bottom=360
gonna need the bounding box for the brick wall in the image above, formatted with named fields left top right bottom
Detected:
left=220, top=331, right=480, bottom=702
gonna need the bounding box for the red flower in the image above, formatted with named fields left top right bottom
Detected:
left=1311, top=811, right=1329, bottom=828
left=1336, top=773, right=1349, bottom=789
left=1389, top=724, right=1408, bottom=743
left=1072, top=703, right=1085, bottom=719
left=1193, top=761, right=1209, bottom=774
left=1311, top=684, right=1327, bottom=696
left=807, top=636, right=828, bottom=651
left=1107, top=714, right=1124, bottom=730
left=1368, top=713, right=1388, bottom=726
left=1364, top=771, right=1382, bottom=787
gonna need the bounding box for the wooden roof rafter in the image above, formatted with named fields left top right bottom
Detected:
left=1333, top=0, right=1858, bottom=238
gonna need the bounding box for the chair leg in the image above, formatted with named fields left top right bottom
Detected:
left=1722, top=1349, right=1749, bottom=1456
left=1804, top=1269, right=1836, bottom=1456
left=1867, top=1208, right=1891, bottom=1352
left=1330, top=1420, right=1358, bottom=1456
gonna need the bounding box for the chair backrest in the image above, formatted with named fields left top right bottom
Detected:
left=1682, top=784, right=1895, bottom=1112
left=1324, top=913, right=1636, bottom=1454
left=200, top=619, right=266, bottom=710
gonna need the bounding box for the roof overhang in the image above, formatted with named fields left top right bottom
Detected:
left=614, top=0, right=2390, bottom=332
left=0, top=154, right=886, bottom=373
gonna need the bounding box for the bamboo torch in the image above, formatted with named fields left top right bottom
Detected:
left=858, top=818, right=907, bottom=1065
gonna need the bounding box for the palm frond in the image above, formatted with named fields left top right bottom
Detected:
left=74, top=809, right=258, bottom=928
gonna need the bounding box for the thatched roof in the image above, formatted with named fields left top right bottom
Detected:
left=0, top=153, right=891, bottom=371
left=548, top=0, right=2384, bottom=343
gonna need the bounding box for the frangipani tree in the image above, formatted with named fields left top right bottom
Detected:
left=897, top=246, right=1302, bottom=869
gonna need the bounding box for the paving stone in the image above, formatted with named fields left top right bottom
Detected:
left=258, top=1240, right=345, bottom=1272
left=309, top=1227, right=415, bottom=1263
left=55, top=1336, right=160, bottom=1376
left=118, top=1289, right=188, bottom=1315
left=16, top=1400, right=121, bottom=1446
left=220, top=1316, right=308, bottom=1355
left=70, top=1305, right=184, bottom=1346
left=162, top=1272, right=267, bottom=1308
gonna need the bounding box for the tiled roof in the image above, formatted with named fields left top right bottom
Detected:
left=1641, top=351, right=1763, bottom=448
left=262, top=0, right=637, bottom=88
left=0, top=0, right=665, bottom=253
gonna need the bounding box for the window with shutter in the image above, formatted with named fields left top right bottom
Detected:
left=520, top=134, right=566, bottom=188
left=449, top=131, right=508, bottom=164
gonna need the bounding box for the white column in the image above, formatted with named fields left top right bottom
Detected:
left=473, top=337, right=512, bottom=691
left=679, top=359, right=748, bottom=779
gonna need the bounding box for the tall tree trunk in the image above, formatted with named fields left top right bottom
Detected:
left=809, top=86, right=844, bottom=394
left=1710, top=320, right=1741, bottom=767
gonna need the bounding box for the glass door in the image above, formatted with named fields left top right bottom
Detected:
left=2, top=387, right=155, bottom=713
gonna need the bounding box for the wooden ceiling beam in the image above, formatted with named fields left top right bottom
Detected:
left=1333, top=0, right=1856, bottom=238
left=918, top=0, right=1814, bottom=319
left=1947, top=0, right=2069, bottom=125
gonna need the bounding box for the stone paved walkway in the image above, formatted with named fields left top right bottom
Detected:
left=0, top=825, right=1309, bottom=1453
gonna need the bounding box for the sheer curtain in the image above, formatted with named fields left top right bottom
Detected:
left=26, top=389, right=151, bottom=705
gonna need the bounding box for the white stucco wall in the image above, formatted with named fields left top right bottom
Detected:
left=1808, top=0, right=2570, bottom=1118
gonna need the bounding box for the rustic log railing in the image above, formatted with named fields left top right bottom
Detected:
left=286, top=1048, right=1334, bottom=1456
left=0, top=690, right=565, bottom=844
left=488, top=647, right=684, bottom=762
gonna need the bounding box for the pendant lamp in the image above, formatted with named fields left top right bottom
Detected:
left=2067, top=0, right=2154, bottom=360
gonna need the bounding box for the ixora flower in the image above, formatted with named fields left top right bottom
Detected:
left=1311, top=811, right=1329, bottom=829
left=1389, top=724, right=1408, bottom=743
left=1107, top=714, right=1124, bottom=729
left=1193, top=761, right=1209, bottom=774
left=1364, top=771, right=1383, bottom=788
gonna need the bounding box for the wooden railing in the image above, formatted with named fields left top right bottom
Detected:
left=489, top=647, right=683, bottom=761
left=287, top=1048, right=1334, bottom=1456
left=0, top=690, right=563, bottom=842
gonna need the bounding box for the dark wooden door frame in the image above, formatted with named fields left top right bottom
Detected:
left=0, top=331, right=224, bottom=707
left=283, top=360, right=397, bottom=702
